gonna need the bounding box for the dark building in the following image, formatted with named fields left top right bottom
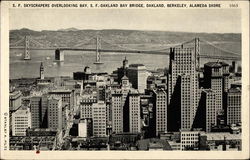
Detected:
left=30, top=96, right=48, bottom=128
left=193, top=89, right=217, bottom=132
left=116, top=57, right=129, bottom=84
left=73, top=66, right=92, bottom=80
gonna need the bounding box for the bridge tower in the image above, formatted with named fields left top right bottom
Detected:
left=94, top=36, right=103, bottom=64
left=55, top=49, right=64, bottom=61
left=194, top=37, right=200, bottom=71
left=40, top=62, right=44, bottom=80
left=24, top=36, right=31, bottom=60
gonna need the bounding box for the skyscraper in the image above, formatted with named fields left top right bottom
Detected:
left=168, top=47, right=199, bottom=131
left=127, top=64, right=148, bottom=93
left=30, top=96, right=48, bottom=128
left=152, top=89, right=167, bottom=136
left=111, top=75, right=131, bottom=133
left=49, top=90, right=74, bottom=109
left=203, top=62, right=229, bottom=114
left=111, top=92, right=123, bottom=133
left=92, top=101, right=107, bottom=137
left=224, top=88, right=241, bottom=125
left=193, top=89, right=217, bottom=132
left=128, top=90, right=141, bottom=133
left=47, top=96, right=62, bottom=130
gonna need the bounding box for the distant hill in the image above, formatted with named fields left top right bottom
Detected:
left=10, top=28, right=241, bottom=54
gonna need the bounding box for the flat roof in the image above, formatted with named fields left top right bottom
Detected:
left=201, top=132, right=241, bottom=141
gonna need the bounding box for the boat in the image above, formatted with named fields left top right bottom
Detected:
left=16, top=53, right=22, bottom=57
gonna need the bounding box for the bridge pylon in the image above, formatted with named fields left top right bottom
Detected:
left=55, top=49, right=64, bottom=61
left=194, top=37, right=200, bottom=71
left=24, top=36, right=31, bottom=60
left=94, top=36, right=103, bottom=64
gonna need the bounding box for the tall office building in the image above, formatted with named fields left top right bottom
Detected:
left=224, top=88, right=241, bottom=125
left=30, top=96, right=48, bottom=128
left=151, top=89, right=167, bottom=136
left=92, top=101, right=107, bottom=137
left=128, top=64, right=148, bottom=93
left=168, top=47, right=199, bottom=131
left=12, top=108, right=31, bottom=136
left=47, top=96, right=62, bottom=130
left=49, top=90, right=74, bottom=109
left=111, top=76, right=130, bottom=133
left=193, top=89, right=217, bottom=132
left=80, top=94, right=97, bottom=119
left=128, top=90, right=141, bottom=133
left=203, top=61, right=229, bottom=111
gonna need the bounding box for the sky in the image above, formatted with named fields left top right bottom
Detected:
left=9, top=9, right=241, bottom=33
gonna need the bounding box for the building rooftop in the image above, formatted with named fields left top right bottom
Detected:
left=137, top=138, right=172, bottom=150
left=129, top=64, right=144, bottom=67
left=204, top=62, right=222, bottom=68
left=201, top=132, right=241, bottom=141
left=13, top=108, right=30, bottom=115
left=49, top=89, right=72, bottom=93
left=228, top=88, right=241, bottom=93
left=205, top=61, right=229, bottom=68
left=121, top=75, right=129, bottom=80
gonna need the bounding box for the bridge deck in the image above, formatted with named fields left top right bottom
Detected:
left=10, top=47, right=241, bottom=60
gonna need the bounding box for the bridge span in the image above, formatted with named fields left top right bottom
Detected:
left=10, top=36, right=241, bottom=62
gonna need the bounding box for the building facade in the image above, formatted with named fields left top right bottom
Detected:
left=168, top=47, right=199, bottom=131
left=180, top=130, right=200, bottom=150
left=152, top=89, right=167, bottom=136
left=30, top=96, right=48, bottom=128
left=47, top=97, right=62, bottom=130
left=128, top=90, right=141, bottom=133
left=127, top=64, right=148, bottom=93
left=12, top=108, right=31, bottom=136
left=225, top=88, right=241, bottom=125
left=92, top=101, right=107, bottom=137
left=9, top=90, right=22, bottom=111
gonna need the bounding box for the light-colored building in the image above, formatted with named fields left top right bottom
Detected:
left=49, top=89, right=74, bottom=109
left=225, top=88, right=241, bottom=125
left=200, top=132, right=241, bottom=151
left=80, top=93, right=97, bottom=119
left=12, top=108, right=31, bottom=136
left=47, top=97, right=62, bottom=130
left=204, top=61, right=230, bottom=110
left=180, top=130, right=200, bottom=150
left=152, top=89, right=167, bottom=136
left=92, top=101, right=107, bottom=137
left=128, top=90, right=141, bottom=133
left=168, top=47, right=199, bottom=131
left=111, top=76, right=130, bottom=133
left=128, top=64, right=148, bottom=93
left=111, top=91, right=123, bottom=133
left=78, top=119, right=88, bottom=137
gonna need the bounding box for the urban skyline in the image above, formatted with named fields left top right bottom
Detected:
left=9, top=36, right=242, bottom=150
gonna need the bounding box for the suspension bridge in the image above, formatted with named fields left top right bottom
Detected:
left=10, top=35, right=241, bottom=63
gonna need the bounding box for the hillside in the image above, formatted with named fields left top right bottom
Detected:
left=10, top=28, right=241, bottom=54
